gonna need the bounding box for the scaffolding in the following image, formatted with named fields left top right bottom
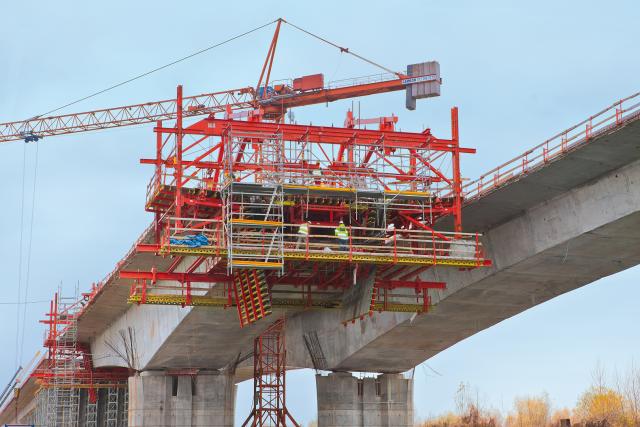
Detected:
left=40, top=292, right=82, bottom=427
left=85, top=390, right=98, bottom=427
left=106, top=387, right=119, bottom=427
left=223, top=130, right=286, bottom=272
left=131, top=97, right=491, bottom=323
left=224, top=183, right=285, bottom=272
left=30, top=292, right=130, bottom=427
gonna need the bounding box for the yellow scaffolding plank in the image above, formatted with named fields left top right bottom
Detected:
left=165, top=246, right=482, bottom=268
left=282, top=184, right=431, bottom=198
left=284, top=184, right=356, bottom=193
left=383, top=189, right=431, bottom=197
left=231, top=260, right=284, bottom=269
left=129, top=295, right=432, bottom=313
left=230, top=218, right=283, bottom=227
left=371, top=302, right=434, bottom=313
left=128, top=294, right=342, bottom=309
left=128, top=294, right=228, bottom=307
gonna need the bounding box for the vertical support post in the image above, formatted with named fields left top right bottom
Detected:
left=185, top=281, right=192, bottom=307
left=155, top=120, right=163, bottom=244
left=393, top=228, right=397, bottom=263
left=175, top=85, right=184, bottom=230
left=616, top=103, right=622, bottom=125
left=409, top=149, right=417, bottom=191
left=450, top=107, right=463, bottom=235
left=348, top=225, right=353, bottom=262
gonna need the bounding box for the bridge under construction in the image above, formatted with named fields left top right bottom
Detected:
left=1, top=17, right=638, bottom=427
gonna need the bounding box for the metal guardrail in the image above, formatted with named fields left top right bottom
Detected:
left=463, top=92, right=640, bottom=201
left=76, top=221, right=156, bottom=319
left=164, top=219, right=485, bottom=263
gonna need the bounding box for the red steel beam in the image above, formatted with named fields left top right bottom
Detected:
left=374, top=280, right=446, bottom=290
left=120, top=270, right=231, bottom=283
left=155, top=119, right=476, bottom=152
left=136, top=243, right=161, bottom=253
left=260, top=76, right=409, bottom=111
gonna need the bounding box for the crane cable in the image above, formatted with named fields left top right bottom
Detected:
left=10, top=20, right=278, bottom=363
left=19, top=141, right=39, bottom=365
left=26, top=18, right=399, bottom=122
left=14, top=145, right=27, bottom=370
left=30, top=19, right=280, bottom=120
left=282, top=19, right=403, bottom=77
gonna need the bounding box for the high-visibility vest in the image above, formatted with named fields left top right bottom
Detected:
left=298, top=223, right=309, bottom=235
left=335, top=224, right=349, bottom=240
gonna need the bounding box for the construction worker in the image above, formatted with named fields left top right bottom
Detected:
left=335, top=219, right=349, bottom=251
left=384, top=223, right=396, bottom=246
left=296, top=219, right=310, bottom=250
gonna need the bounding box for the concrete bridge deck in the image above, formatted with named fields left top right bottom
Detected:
left=72, top=102, right=640, bottom=379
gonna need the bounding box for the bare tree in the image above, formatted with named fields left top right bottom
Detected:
left=104, top=327, right=139, bottom=370
left=505, top=393, right=551, bottom=427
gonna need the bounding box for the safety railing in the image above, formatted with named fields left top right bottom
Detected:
left=144, top=169, right=178, bottom=206
left=146, top=162, right=441, bottom=200
left=76, top=221, right=156, bottom=320
left=326, top=72, right=399, bottom=90
left=463, top=92, right=640, bottom=201
left=162, top=218, right=485, bottom=264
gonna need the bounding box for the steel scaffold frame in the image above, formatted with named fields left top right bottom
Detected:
left=106, top=387, right=119, bottom=427
left=242, top=318, right=299, bottom=427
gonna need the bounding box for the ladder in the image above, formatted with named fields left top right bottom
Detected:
left=223, top=182, right=285, bottom=272
left=233, top=269, right=273, bottom=327
left=222, top=130, right=286, bottom=273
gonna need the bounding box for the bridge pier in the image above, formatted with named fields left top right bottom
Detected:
left=128, top=370, right=235, bottom=427
left=316, top=372, right=413, bottom=427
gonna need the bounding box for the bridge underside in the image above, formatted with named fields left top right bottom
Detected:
left=336, top=116, right=640, bottom=371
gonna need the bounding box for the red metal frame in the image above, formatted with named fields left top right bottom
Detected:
left=242, top=318, right=298, bottom=427
left=143, top=85, right=472, bottom=234
left=33, top=293, right=129, bottom=396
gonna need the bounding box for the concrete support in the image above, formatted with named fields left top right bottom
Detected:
left=128, top=370, right=235, bottom=427
left=316, top=372, right=413, bottom=427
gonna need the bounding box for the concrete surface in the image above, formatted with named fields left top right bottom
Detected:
left=128, top=370, right=235, bottom=427
left=316, top=372, right=413, bottom=427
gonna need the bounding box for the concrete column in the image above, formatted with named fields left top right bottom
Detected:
left=128, top=370, right=235, bottom=427
left=316, top=372, right=413, bottom=427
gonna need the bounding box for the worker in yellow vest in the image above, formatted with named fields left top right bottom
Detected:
left=335, top=219, right=349, bottom=251
left=296, top=220, right=310, bottom=249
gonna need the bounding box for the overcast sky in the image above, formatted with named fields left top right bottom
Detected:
left=1, top=1, right=638, bottom=424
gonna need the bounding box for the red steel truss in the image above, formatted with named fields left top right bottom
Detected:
left=142, top=85, right=473, bottom=230
left=242, top=318, right=298, bottom=427
left=125, top=82, right=490, bottom=321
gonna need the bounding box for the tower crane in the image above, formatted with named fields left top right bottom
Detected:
left=0, top=19, right=440, bottom=144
